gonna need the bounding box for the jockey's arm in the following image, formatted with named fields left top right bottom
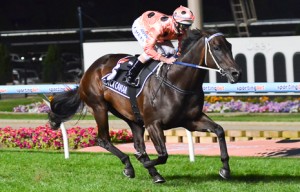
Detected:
left=144, top=36, right=161, bottom=60
left=144, top=33, right=176, bottom=64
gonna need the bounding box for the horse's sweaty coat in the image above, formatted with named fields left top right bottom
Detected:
left=49, top=29, right=241, bottom=183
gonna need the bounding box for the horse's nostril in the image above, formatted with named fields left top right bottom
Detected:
left=231, top=71, right=239, bottom=77
left=231, top=70, right=242, bottom=81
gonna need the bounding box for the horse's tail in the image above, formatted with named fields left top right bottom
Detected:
left=48, top=87, right=84, bottom=130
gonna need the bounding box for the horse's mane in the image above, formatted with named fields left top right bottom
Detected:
left=181, top=29, right=218, bottom=55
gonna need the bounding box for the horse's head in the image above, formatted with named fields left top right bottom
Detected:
left=202, top=30, right=242, bottom=83
left=180, top=29, right=242, bottom=84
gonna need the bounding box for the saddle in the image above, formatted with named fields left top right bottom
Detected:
left=102, top=56, right=161, bottom=98
left=102, top=56, right=161, bottom=126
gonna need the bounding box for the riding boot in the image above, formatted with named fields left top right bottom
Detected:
left=124, top=59, right=144, bottom=87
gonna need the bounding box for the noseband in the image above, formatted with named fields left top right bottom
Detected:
left=174, top=32, right=225, bottom=75
left=204, top=33, right=225, bottom=75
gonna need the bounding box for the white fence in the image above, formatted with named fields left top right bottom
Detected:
left=1, top=82, right=300, bottom=160
left=1, top=82, right=299, bottom=95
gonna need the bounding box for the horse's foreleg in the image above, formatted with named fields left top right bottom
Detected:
left=128, top=122, right=165, bottom=183
left=214, top=124, right=230, bottom=179
left=187, top=114, right=230, bottom=179
left=93, top=106, right=135, bottom=178
left=143, top=122, right=168, bottom=168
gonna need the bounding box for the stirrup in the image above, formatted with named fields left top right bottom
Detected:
left=124, top=76, right=140, bottom=87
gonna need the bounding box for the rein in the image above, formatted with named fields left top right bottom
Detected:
left=174, top=32, right=225, bottom=75
left=155, top=32, right=226, bottom=95
left=174, top=61, right=220, bottom=72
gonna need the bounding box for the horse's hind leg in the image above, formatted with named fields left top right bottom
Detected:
left=140, top=122, right=169, bottom=168
left=187, top=113, right=230, bottom=179
left=93, top=105, right=135, bottom=178
left=127, top=122, right=165, bottom=183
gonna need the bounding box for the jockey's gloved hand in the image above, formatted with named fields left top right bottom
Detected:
left=174, top=48, right=181, bottom=58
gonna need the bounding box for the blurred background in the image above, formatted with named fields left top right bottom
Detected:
left=0, top=0, right=299, bottom=84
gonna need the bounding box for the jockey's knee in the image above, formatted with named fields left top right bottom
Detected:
left=139, top=53, right=150, bottom=63
left=164, top=47, right=176, bottom=56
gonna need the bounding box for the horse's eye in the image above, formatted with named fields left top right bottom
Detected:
left=213, top=45, right=221, bottom=51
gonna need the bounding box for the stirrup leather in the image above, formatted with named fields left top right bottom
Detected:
left=124, top=59, right=144, bottom=87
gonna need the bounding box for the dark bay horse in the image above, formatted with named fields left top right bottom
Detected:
left=49, top=29, right=241, bottom=183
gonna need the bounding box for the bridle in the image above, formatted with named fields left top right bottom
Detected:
left=154, top=32, right=227, bottom=96
left=174, top=32, right=225, bottom=75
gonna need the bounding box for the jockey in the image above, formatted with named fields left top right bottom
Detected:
left=124, top=5, right=195, bottom=87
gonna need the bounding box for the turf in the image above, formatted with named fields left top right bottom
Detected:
left=0, top=150, right=300, bottom=192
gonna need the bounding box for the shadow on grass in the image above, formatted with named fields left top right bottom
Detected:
left=165, top=173, right=300, bottom=185
left=230, top=174, right=300, bottom=183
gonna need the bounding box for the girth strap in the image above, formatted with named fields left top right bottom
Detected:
left=156, top=75, right=195, bottom=95
left=128, top=87, right=144, bottom=126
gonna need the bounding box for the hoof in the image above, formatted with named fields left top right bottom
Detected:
left=219, top=168, right=230, bottom=179
left=153, top=174, right=166, bottom=184
left=123, top=168, right=135, bottom=178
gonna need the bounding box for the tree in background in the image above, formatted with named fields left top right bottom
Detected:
left=0, top=43, right=11, bottom=85
left=42, top=44, right=62, bottom=83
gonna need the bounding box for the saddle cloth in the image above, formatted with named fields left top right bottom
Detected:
left=102, top=56, right=161, bottom=98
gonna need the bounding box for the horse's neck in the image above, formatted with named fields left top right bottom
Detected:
left=163, top=64, right=205, bottom=93
left=180, top=37, right=205, bottom=66
left=166, top=39, right=206, bottom=89
left=169, top=65, right=207, bottom=82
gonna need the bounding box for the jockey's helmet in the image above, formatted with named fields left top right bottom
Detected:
left=173, top=6, right=195, bottom=26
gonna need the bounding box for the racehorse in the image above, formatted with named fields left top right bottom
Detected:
left=49, top=29, right=241, bottom=183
